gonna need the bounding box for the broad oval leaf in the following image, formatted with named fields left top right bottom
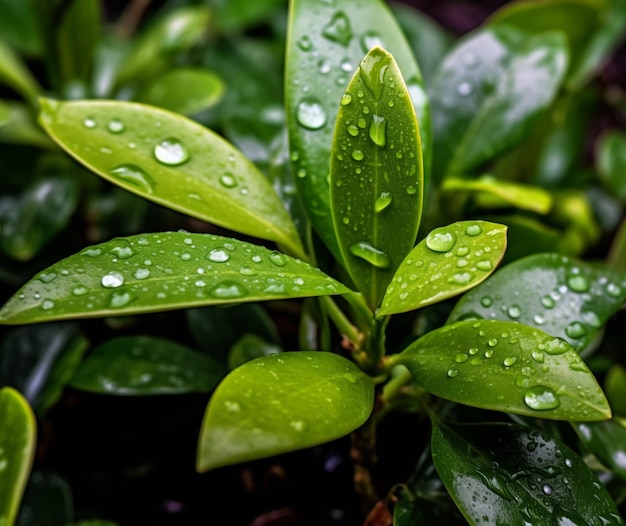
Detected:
left=574, top=419, right=626, bottom=480
left=431, top=420, right=625, bottom=526
left=37, top=98, right=303, bottom=256
left=0, top=233, right=350, bottom=324
left=70, top=336, right=224, bottom=395
left=447, top=253, right=626, bottom=353
left=398, top=319, right=610, bottom=421
left=378, top=221, right=507, bottom=316
left=331, top=47, right=423, bottom=309
left=0, top=387, right=36, bottom=526
left=286, top=0, right=431, bottom=259
left=196, top=351, right=374, bottom=471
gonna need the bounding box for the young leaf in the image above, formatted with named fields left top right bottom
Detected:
left=37, top=98, right=303, bottom=256
left=196, top=351, right=374, bottom=471
left=331, top=47, right=423, bottom=309
left=378, top=221, right=507, bottom=316
left=431, top=420, right=625, bottom=526
left=574, top=419, right=626, bottom=480
left=447, top=253, right=626, bottom=353
left=397, top=319, right=610, bottom=421
left=0, top=387, right=36, bottom=526
left=286, top=0, right=431, bottom=259
left=70, top=336, right=225, bottom=395
left=0, top=232, right=350, bottom=325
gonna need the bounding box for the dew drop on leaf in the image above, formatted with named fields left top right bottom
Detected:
left=565, top=321, right=587, bottom=339
left=340, top=93, right=352, bottom=106
left=219, top=174, right=237, bottom=188
left=503, top=356, right=517, bottom=367
left=321, top=11, right=352, bottom=47
left=109, top=164, right=155, bottom=194
left=351, top=149, right=364, bottom=161
left=38, top=272, right=57, bottom=283
left=296, top=97, right=327, bottom=130
left=269, top=251, right=287, bottom=267
left=110, top=245, right=134, bottom=259
left=476, top=260, right=493, bottom=271
left=374, top=192, right=392, bottom=212
left=83, top=117, right=96, bottom=128
left=369, top=115, right=386, bottom=147
left=206, top=249, right=230, bottom=263
left=465, top=223, right=482, bottom=236
left=109, top=290, right=135, bottom=308
left=457, top=82, right=473, bottom=96
left=567, top=274, right=589, bottom=293
left=606, top=282, right=622, bottom=297
left=426, top=228, right=456, bottom=252
left=101, top=271, right=124, bottom=288
left=107, top=119, right=125, bottom=133
left=134, top=268, right=150, bottom=280
left=507, top=305, right=521, bottom=319
left=524, top=385, right=561, bottom=411
left=209, top=281, right=248, bottom=300
left=347, top=124, right=359, bottom=136
left=72, top=286, right=88, bottom=296
left=349, top=241, right=390, bottom=269
left=447, top=368, right=459, bottom=378
left=41, top=299, right=55, bottom=311
left=296, top=35, right=312, bottom=51
left=154, top=138, right=190, bottom=166
left=447, top=272, right=474, bottom=285
left=480, top=296, right=493, bottom=307
left=541, top=295, right=555, bottom=309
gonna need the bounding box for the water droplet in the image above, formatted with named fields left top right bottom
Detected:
left=465, top=224, right=482, bottom=236
left=545, top=338, right=569, bottom=355
left=542, top=484, right=553, bottom=495
left=207, top=249, right=230, bottom=263
left=296, top=97, right=327, bottom=130
left=72, top=286, right=88, bottom=296
left=318, top=59, right=332, bottom=74
left=209, top=281, right=248, bottom=299
left=406, top=185, right=417, bottom=195
left=154, top=138, right=190, bottom=166
left=426, top=228, right=456, bottom=252
left=38, top=272, right=57, bottom=283
left=110, top=164, right=155, bottom=194
left=107, top=119, right=125, bottom=133
left=297, top=35, right=312, bottom=51
left=457, top=82, right=473, bottom=96
left=81, top=248, right=102, bottom=258
left=109, top=290, right=135, bottom=308
left=541, top=295, right=555, bottom=309
left=448, top=272, right=474, bottom=285
left=290, top=420, right=306, bottom=432
left=565, top=322, right=587, bottom=339
left=322, top=11, right=352, bottom=47
left=134, top=268, right=150, bottom=280
left=41, top=299, right=55, bottom=311
left=447, top=368, right=459, bottom=378
left=488, top=338, right=498, bottom=347
left=351, top=149, right=364, bottom=161
left=101, top=271, right=124, bottom=288
left=507, top=305, right=521, bottom=319
left=454, top=353, right=468, bottom=363
left=457, top=246, right=469, bottom=257
left=369, top=114, right=386, bottom=147
left=343, top=373, right=358, bottom=384
left=347, top=124, right=359, bottom=136
left=360, top=31, right=384, bottom=52
left=110, top=245, right=134, bottom=259
left=582, top=311, right=602, bottom=328
left=476, top=260, right=493, bottom=271
left=341, top=93, right=352, bottom=106
left=224, top=400, right=241, bottom=412
left=269, top=251, right=287, bottom=267
left=607, top=282, right=622, bottom=297
left=220, top=173, right=237, bottom=188
left=524, top=385, right=561, bottom=411
left=375, top=192, right=392, bottom=212
left=349, top=241, right=390, bottom=269
left=359, top=49, right=390, bottom=100
left=532, top=351, right=545, bottom=363
left=566, top=274, right=589, bottom=293
left=469, top=347, right=478, bottom=355
left=504, top=356, right=517, bottom=367
left=83, top=116, right=96, bottom=128
left=480, top=296, right=493, bottom=307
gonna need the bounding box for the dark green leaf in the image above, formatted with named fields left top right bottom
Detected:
left=448, top=253, right=626, bottom=353
left=0, top=233, right=350, bottom=324
left=432, top=420, right=625, bottom=525
left=211, top=0, right=285, bottom=30
left=574, top=419, right=626, bottom=480
left=286, top=0, right=431, bottom=259
left=70, top=336, right=225, bottom=395
left=0, top=0, right=41, bottom=55
left=38, top=99, right=303, bottom=255
left=228, top=334, right=282, bottom=371
left=379, top=221, right=507, bottom=316
left=0, top=38, right=41, bottom=102
left=331, top=47, right=423, bottom=308
left=0, top=101, right=55, bottom=149
left=398, top=319, right=610, bottom=420
left=17, top=472, right=73, bottom=526
left=197, top=351, right=374, bottom=471
left=604, top=365, right=626, bottom=417
left=597, top=131, right=626, bottom=202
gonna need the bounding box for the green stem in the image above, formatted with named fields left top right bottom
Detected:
left=318, top=295, right=360, bottom=344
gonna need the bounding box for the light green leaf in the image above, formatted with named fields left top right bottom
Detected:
left=37, top=98, right=303, bottom=255
left=0, top=387, right=36, bottom=526
left=574, top=419, right=626, bottom=480
left=447, top=253, right=626, bottom=353
left=196, top=351, right=374, bottom=471
left=70, top=336, right=225, bottom=395
left=0, top=232, right=350, bottom=325
left=378, top=221, right=507, bottom=316
left=286, top=0, right=431, bottom=259
left=331, top=47, right=423, bottom=309
left=398, top=319, right=610, bottom=420
left=0, top=38, right=41, bottom=102
left=432, top=420, right=625, bottom=525
left=597, top=131, right=626, bottom=202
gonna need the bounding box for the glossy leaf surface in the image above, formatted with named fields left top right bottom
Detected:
left=398, top=319, right=610, bottom=421
left=0, top=233, right=350, bottom=324
left=197, top=351, right=374, bottom=471
left=574, top=419, right=626, bottom=480
left=430, top=26, right=568, bottom=178
left=431, top=420, right=625, bottom=525
left=0, top=387, right=36, bottom=526
left=38, top=99, right=302, bottom=254
left=597, top=131, right=626, bottom=202
left=379, top=221, right=507, bottom=316
left=286, top=0, right=430, bottom=258
left=70, top=336, right=224, bottom=395
left=447, top=253, right=626, bottom=353
left=331, top=47, right=422, bottom=308
left=228, top=334, right=282, bottom=371
left=0, top=38, right=41, bottom=102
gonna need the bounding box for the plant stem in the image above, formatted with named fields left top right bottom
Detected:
left=319, top=295, right=360, bottom=344
left=351, top=399, right=381, bottom=515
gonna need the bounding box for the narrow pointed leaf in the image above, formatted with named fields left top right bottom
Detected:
left=197, top=352, right=374, bottom=471
left=379, top=221, right=507, bottom=316
left=447, top=253, right=626, bottom=353
left=0, top=39, right=41, bottom=102
left=37, top=98, right=303, bottom=256
left=398, top=319, right=610, bottom=421
left=0, top=233, right=350, bottom=325
left=574, top=419, right=626, bottom=480
left=286, top=0, right=431, bottom=258
left=331, top=47, right=423, bottom=308
left=0, top=387, right=36, bottom=526
left=431, top=420, right=625, bottom=526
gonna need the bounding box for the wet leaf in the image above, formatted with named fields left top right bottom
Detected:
left=17, top=471, right=72, bottom=526
left=447, top=253, right=626, bottom=353
left=70, top=336, right=224, bottom=395
left=331, top=47, right=423, bottom=308
left=0, top=232, right=350, bottom=324
left=37, top=98, right=303, bottom=255
left=378, top=221, right=507, bottom=316
left=398, top=319, right=610, bottom=421
left=196, top=351, right=374, bottom=471
left=286, top=0, right=430, bottom=259
left=597, top=131, right=626, bottom=202
left=228, top=334, right=282, bottom=371
left=0, top=387, right=36, bottom=526
left=574, top=419, right=626, bottom=480
left=431, top=420, right=625, bottom=525
left=0, top=38, right=41, bottom=102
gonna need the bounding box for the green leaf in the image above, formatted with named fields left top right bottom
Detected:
left=447, top=253, right=626, bottom=353
left=0, top=38, right=41, bottom=102
left=135, top=68, right=225, bottom=116
left=398, top=319, right=610, bottom=420
left=0, top=387, right=36, bottom=526
left=605, top=365, right=626, bottom=417
left=597, top=131, right=626, bottom=202
left=228, top=334, right=282, bottom=371
left=431, top=26, right=568, bottom=178
left=70, top=336, right=224, bottom=395
left=286, top=0, right=431, bottom=259
left=0, top=0, right=41, bottom=55
left=574, top=419, right=626, bottom=480
left=211, top=0, right=285, bottom=30
left=0, top=323, right=88, bottom=415
left=0, top=232, right=350, bottom=325
left=443, top=175, right=553, bottom=214
left=0, top=101, right=55, bottom=149
left=431, top=420, right=625, bottom=525
left=17, top=472, right=73, bottom=526
left=37, top=98, right=303, bottom=255
left=196, top=351, right=374, bottom=471
left=378, top=221, right=507, bottom=316
left=330, top=47, right=423, bottom=309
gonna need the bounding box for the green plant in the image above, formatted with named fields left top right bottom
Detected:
left=1, top=0, right=626, bottom=524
